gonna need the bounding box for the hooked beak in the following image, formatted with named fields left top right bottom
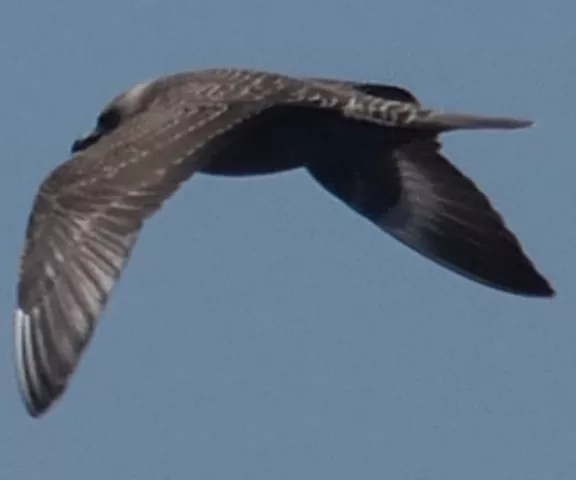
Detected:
left=70, top=129, right=103, bottom=154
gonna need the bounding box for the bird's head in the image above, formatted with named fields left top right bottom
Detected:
left=70, top=80, right=154, bottom=154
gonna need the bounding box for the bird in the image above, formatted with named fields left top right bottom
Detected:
left=14, top=67, right=554, bottom=418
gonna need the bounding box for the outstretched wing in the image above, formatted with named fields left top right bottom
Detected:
left=307, top=138, right=553, bottom=297
left=16, top=179, right=144, bottom=417
left=15, top=100, right=268, bottom=417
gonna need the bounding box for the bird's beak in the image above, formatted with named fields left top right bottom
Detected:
left=70, top=129, right=103, bottom=154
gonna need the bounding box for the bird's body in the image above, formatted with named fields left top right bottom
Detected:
left=14, top=67, right=553, bottom=417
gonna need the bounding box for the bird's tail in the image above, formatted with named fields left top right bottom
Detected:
left=419, top=111, right=533, bottom=131
left=344, top=96, right=534, bottom=132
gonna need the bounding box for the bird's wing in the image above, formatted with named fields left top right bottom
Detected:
left=307, top=137, right=553, bottom=297
left=15, top=100, right=270, bottom=417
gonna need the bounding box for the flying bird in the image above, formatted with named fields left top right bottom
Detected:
left=14, top=67, right=554, bottom=417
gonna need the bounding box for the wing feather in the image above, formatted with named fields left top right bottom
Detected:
left=307, top=138, right=554, bottom=297
left=15, top=101, right=268, bottom=416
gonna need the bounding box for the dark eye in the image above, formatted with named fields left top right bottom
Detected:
left=97, top=107, right=121, bottom=131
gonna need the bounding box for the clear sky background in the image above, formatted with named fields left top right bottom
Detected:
left=0, top=1, right=574, bottom=479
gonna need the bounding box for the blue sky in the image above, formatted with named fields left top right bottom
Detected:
left=0, top=0, right=574, bottom=478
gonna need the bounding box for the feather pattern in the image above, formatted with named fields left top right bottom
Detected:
left=13, top=67, right=552, bottom=417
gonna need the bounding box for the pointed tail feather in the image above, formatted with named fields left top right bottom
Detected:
left=344, top=96, right=534, bottom=131
left=420, top=111, right=534, bottom=131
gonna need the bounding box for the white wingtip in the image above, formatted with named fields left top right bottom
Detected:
left=14, top=307, right=37, bottom=416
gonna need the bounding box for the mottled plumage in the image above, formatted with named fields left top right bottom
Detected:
left=14, top=67, right=553, bottom=417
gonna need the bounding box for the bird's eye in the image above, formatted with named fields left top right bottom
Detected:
left=96, top=107, right=121, bottom=131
